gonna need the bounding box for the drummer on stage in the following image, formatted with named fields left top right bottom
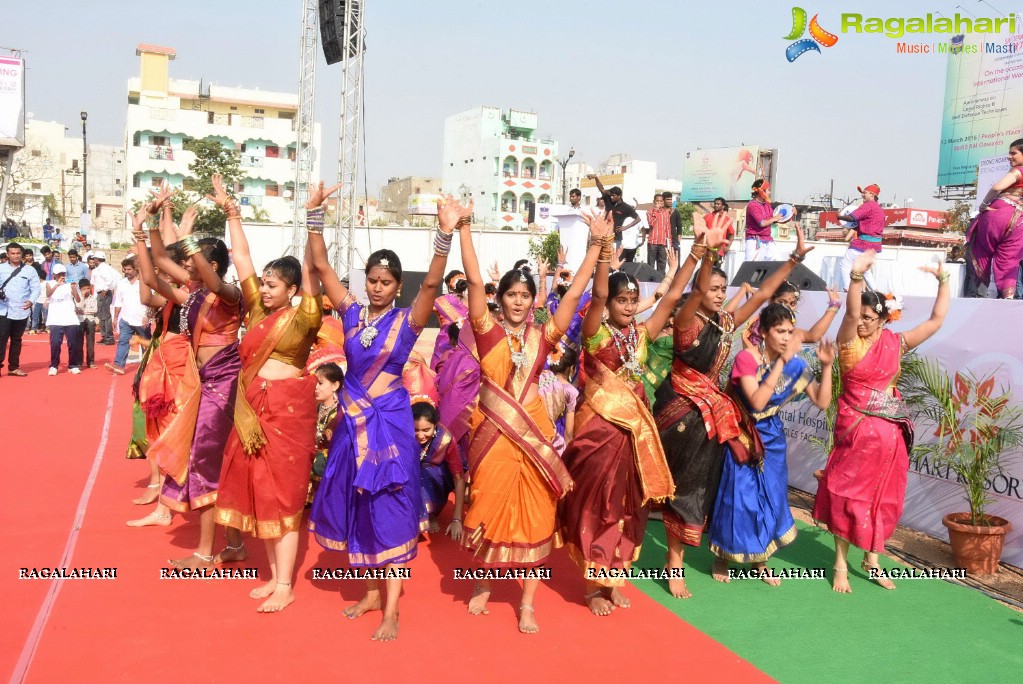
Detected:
left=744, top=179, right=788, bottom=262
left=837, top=183, right=884, bottom=290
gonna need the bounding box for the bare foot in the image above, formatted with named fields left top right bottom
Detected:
left=665, top=565, right=691, bottom=598
left=343, top=592, right=382, bottom=619
left=712, top=557, right=731, bottom=583
left=585, top=591, right=614, bottom=616
left=753, top=563, right=781, bottom=587
left=169, top=553, right=214, bottom=569
left=832, top=566, right=852, bottom=594
left=250, top=579, right=277, bottom=600
left=371, top=611, right=400, bottom=641
left=428, top=516, right=440, bottom=534
left=468, top=585, right=491, bottom=615
left=518, top=604, right=539, bottom=634
left=607, top=587, right=631, bottom=608
left=131, top=486, right=160, bottom=505
left=257, top=584, right=295, bottom=613
left=126, top=510, right=171, bottom=527
left=862, top=561, right=896, bottom=590
left=215, top=544, right=248, bottom=564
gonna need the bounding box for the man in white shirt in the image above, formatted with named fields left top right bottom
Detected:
left=89, top=251, right=119, bottom=345
left=105, top=258, right=150, bottom=374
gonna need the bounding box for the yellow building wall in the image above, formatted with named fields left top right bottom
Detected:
left=139, top=52, right=169, bottom=94
left=176, top=99, right=295, bottom=118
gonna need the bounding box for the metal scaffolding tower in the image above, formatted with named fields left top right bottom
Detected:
left=331, top=0, right=365, bottom=279
left=290, top=0, right=319, bottom=258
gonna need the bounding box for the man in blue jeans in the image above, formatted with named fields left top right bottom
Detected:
left=0, top=242, right=41, bottom=376
left=105, top=258, right=150, bottom=375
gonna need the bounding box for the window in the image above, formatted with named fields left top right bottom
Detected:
left=255, top=108, right=265, bottom=114
left=31, top=182, right=42, bottom=190
left=230, top=106, right=238, bottom=111
left=266, top=145, right=279, bottom=158
left=31, top=149, right=41, bottom=157
left=151, top=176, right=164, bottom=187
left=151, top=135, right=168, bottom=146
left=265, top=183, right=280, bottom=197
left=240, top=143, right=247, bottom=152
left=71, top=160, right=80, bottom=171
left=132, top=174, right=141, bottom=188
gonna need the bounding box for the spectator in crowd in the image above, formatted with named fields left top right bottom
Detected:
left=645, top=193, right=672, bottom=272
left=705, top=197, right=736, bottom=258
left=663, top=192, right=681, bottom=255
left=51, top=227, right=65, bottom=249
left=589, top=175, right=640, bottom=249
left=65, top=249, right=90, bottom=284
left=744, top=179, right=785, bottom=262
left=45, top=263, right=83, bottom=375
left=43, top=218, right=54, bottom=242
left=72, top=232, right=87, bottom=251
left=19, top=220, right=31, bottom=238
left=21, top=250, right=47, bottom=333
left=90, top=251, right=118, bottom=345
left=106, top=257, right=150, bottom=375
left=569, top=188, right=582, bottom=210
left=76, top=278, right=98, bottom=368
left=2, top=219, right=17, bottom=240
left=0, top=252, right=7, bottom=264
left=40, top=246, right=58, bottom=280
left=0, top=242, right=40, bottom=376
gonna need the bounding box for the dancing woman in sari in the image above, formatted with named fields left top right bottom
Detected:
left=309, top=194, right=466, bottom=641
left=457, top=208, right=611, bottom=634
left=709, top=304, right=834, bottom=584
left=437, top=322, right=481, bottom=476
left=431, top=270, right=469, bottom=370
left=654, top=228, right=813, bottom=598
left=813, top=250, right=949, bottom=592
left=966, top=138, right=1023, bottom=298
left=561, top=221, right=723, bottom=617
left=214, top=176, right=325, bottom=611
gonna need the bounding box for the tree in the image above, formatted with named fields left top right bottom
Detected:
left=944, top=200, right=972, bottom=234
left=677, top=202, right=696, bottom=236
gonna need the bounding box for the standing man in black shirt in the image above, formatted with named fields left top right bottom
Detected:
left=589, top=175, right=640, bottom=251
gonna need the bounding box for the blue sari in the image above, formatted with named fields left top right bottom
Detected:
left=309, top=301, right=425, bottom=567
left=709, top=353, right=814, bottom=563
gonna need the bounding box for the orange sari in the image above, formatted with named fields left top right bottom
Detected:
left=461, top=314, right=572, bottom=567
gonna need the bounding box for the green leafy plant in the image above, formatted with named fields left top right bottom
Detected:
left=901, top=356, right=1023, bottom=525
left=527, top=230, right=560, bottom=270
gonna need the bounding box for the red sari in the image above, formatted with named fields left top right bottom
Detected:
left=812, top=329, right=914, bottom=552
left=560, top=324, right=674, bottom=586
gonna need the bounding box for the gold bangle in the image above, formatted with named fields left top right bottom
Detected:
left=849, top=270, right=865, bottom=282
left=938, top=271, right=950, bottom=284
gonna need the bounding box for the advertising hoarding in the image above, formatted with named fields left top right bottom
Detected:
left=0, top=56, right=26, bottom=149
left=680, top=146, right=776, bottom=202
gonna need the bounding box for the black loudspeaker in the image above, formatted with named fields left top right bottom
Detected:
left=730, top=261, right=827, bottom=291
left=619, top=261, right=663, bottom=282
left=320, top=1, right=364, bottom=65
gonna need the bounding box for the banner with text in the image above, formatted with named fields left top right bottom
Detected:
left=0, top=56, right=26, bottom=149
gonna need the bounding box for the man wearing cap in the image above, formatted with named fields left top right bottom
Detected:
left=90, top=251, right=119, bottom=345
left=0, top=242, right=40, bottom=376
left=837, top=183, right=885, bottom=289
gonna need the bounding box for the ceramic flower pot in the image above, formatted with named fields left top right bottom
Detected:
left=941, top=513, right=1012, bottom=576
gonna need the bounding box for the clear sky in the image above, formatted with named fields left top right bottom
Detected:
left=4, top=0, right=1010, bottom=209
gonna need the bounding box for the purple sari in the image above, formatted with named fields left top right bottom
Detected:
left=431, top=293, right=469, bottom=370
left=310, top=302, right=424, bottom=567
left=437, top=323, right=480, bottom=472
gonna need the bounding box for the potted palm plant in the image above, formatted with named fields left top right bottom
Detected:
left=901, top=356, right=1023, bottom=576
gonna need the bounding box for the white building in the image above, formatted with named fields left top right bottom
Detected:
left=1, top=119, right=86, bottom=231
left=576, top=153, right=682, bottom=209
left=442, top=106, right=560, bottom=229
left=125, top=44, right=322, bottom=225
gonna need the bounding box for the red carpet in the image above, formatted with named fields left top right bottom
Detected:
left=2, top=336, right=771, bottom=683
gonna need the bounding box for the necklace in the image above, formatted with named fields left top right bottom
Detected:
left=502, top=321, right=528, bottom=370
left=180, top=287, right=204, bottom=338
left=359, top=303, right=394, bottom=348
left=419, top=434, right=435, bottom=463
left=604, top=321, right=641, bottom=378
left=695, top=310, right=725, bottom=333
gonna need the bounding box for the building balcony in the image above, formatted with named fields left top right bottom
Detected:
left=149, top=146, right=175, bottom=161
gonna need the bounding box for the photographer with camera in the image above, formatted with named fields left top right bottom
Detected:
left=0, top=242, right=41, bottom=377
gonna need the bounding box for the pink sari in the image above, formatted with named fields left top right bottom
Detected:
left=813, top=329, right=914, bottom=552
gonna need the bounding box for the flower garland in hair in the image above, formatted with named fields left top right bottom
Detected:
left=883, top=293, right=903, bottom=322
left=548, top=342, right=565, bottom=367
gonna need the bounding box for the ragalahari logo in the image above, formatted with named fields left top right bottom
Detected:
left=784, top=7, right=839, bottom=62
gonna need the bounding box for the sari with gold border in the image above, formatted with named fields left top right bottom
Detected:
left=461, top=313, right=572, bottom=567
left=561, top=324, right=674, bottom=586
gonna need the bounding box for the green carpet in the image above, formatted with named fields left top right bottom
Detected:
left=629, top=520, right=1023, bottom=684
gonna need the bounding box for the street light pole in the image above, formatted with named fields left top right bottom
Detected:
left=558, top=147, right=575, bottom=204
left=80, top=111, right=88, bottom=218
